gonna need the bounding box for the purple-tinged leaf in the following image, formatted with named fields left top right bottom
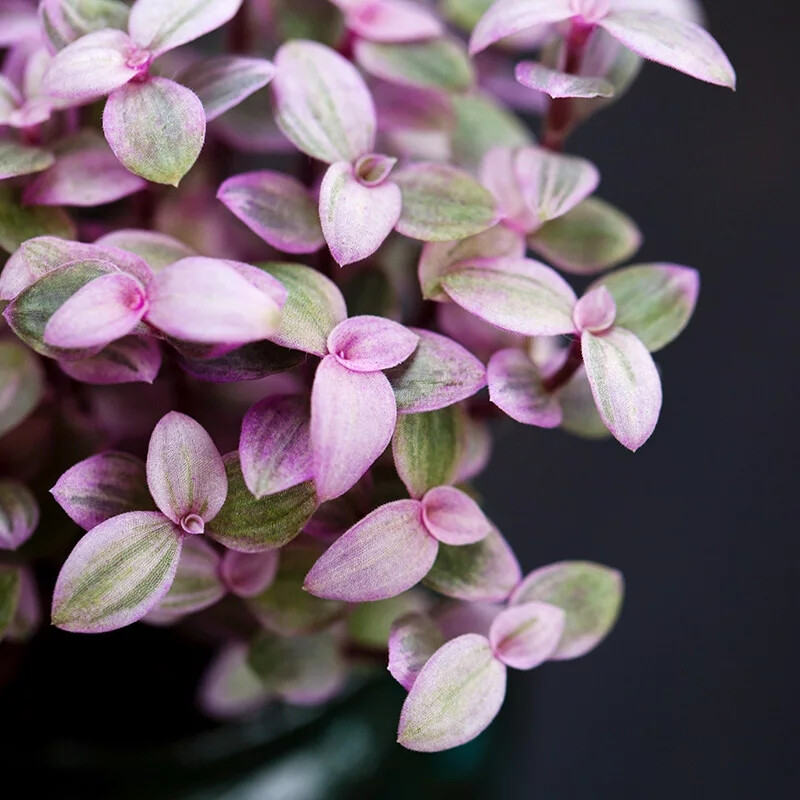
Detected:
left=146, top=257, right=283, bottom=346
left=398, top=633, right=506, bottom=752
left=177, top=339, right=304, bottom=383
left=51, top=510, right=183, bottom=633
left=103, top=76, right=206, bottom=186
left=247, top=546, right=344, bottom=635
left=240, top=395, right=312, bottom=498
left=311, top=355, right=397, bottom=502
left=347, top=590, right=430, bottom=650
left=514, top=146, right=600, bottom=230
left=489, top=601, right=565, bottom=669
left=217, top=171, right=324, bottom=255
left=581, top=327, right=662, bottom=451
left=0, top=480, right=39, bottom=550
left=592, top=263, right=700, bottom=352
left=181, top=55, right=275, bottom=121
left=530, top=196, right=641, bottom=275
left=515, top=61, right=614, bottom=98
left=43, top=271, right=148, bottom=350
left=327, top=316, right=419, bottom=373
left=0, top=339, right=45, bottom=437
left=346, top=0, right=443, bottom=43
left=558, top=366, right=611, bottom=439
left=387, top=329, right=487, bottom=415
left=95, top=229, right=195, bottom=271
left=0, top=189, right=75, bottom=253
left=388, top=612, right=444, bottom=689
left=59, top=335, right=162, bottom=385
left=128, top=0, right=244, bottom=57
left=39, top=0, right=131, bottom=51
left=392, top=406, right=464, bottom=499
left=206, top=452, right=317, bottom=552
left=479, top=146, right=537, bottom=234
left=0, top=142, right=55, bottom=180
left=454, top=414, right=492, bottom=484
left=487, top=348, right=562, bottom=428
left=437, top=301, right=526, bottom=363
left=51, top=451, right=154, bottom=530
left=146, top=411, right=227, bottom=528
left=393, top=163, right=498, bottom=242
left=3, top=259, right=123, bottom=359
left=5, top=565, right=40, bottom=642
left=258, top=262, right=346, bottom=356
left=319, top=161, right=401, bottom=266
left=418, top=224, right=525, bottom=303
left=441, top=257, right=577, bottom=337
left=355, top=37, right=474, bottom=92
left=247, top=631, right=346, bottom=706
left=469, top=0, right=573, bottom=55
left=435, top=600, right=502, bottom=640
left=574, top=286, right=616, bottom=334
left=41, top=29, right=140, bottom=103
left=0, top=565, right=21, bottom=641
left=421, top=485, right=490, bottom=546
left=147, top=536, right=225, bottom=624
left=272, top=40, right=376, bottom=164
left=599, top=10, right=735, bottom=89
left=221, top=549, right=279, bottom=598
left=424, top=524, right=521, bottom=602
left=304, top=499, right=437, bottom=602
left=0, top=1, right=40, bottom=46
left=23, top=131, right=146, bottom=207
left=199, top=642, right=269, bottom=719
left=511, top=561, right=623, bottom=660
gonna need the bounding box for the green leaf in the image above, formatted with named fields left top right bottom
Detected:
left=393, top=163, right=498, bottom=242
left=355, top=38, right=474, bottom=92
left=511, top=561, right=623, bottom=660
left=530, top=197, right=642, bottom=275
left=0, top=565, right=21, bottom=641
left=247, top=547, right=346, bottom=635
left=41, top=0, right=130, bottom=51
left=392, top=406, right=464, bottom=499
left=0, top=142, right=55, bottom=180
left=206, top=453, right=318, bottom=552
left=0, top=339, right=45, bottom=438
left=0, top=188, right=75, bottom=253
left=592, top=263, right=700, bottom=352
left=347, top=590, right=429, bottom=650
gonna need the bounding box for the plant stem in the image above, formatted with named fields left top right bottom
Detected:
left=541, top=22, right=593, bottom=151
left=543, top=337, right=583, bottom=393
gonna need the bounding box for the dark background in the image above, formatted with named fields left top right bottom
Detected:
left=2, top=1, right=797, bottom=797
left=484, top=0, right=799, bottom=796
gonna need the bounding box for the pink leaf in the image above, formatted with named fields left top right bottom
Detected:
left=515, top=61, right=615, bottom=98
left=600, top=10, right=736, bottom=89
left=51, top=451, right=153, bottom=530
left=217, top=170, right=324, bottom=254
left=145, top=257, right=283, bottom=346
left=573, top=286, right=617, bottom=333
left=43, top=272, right=148, bottom=350
left=388, top=612, right=444, bottom=690
left=487, top=348, right=563, bottom=428
left=489, top=601, right=566, bottom=669
left=103, top=76, right=206, bottom=186
left=128, top=0, right=243, bottom=57
left=146, top=411, right=227, bottom=527
left=311, top=355, right=398, bottom=501
left=41, top=29, right=139, bottom=103
left=397, top=633, right=507, bottom=752
left=441, top=257, right=577, bottom=337
left=327, top=316, right=419, bottom=373
left=58, top=336, right=162, bottom=385
left=421, top=486, right=490, bottom=546
left=51, top=511, right=183, bottom=633
left=220, top=549, right=279, bottom=598
left=272, top=40, right=376, bottom=164
left=347, top=1, right=443, bottom=43
left=303, top=499, right=437, bottom=601
left=479, top=147, right=538, bottom=234
left=581, top=327, right=662, bottom=450
left=240, top=395, right=313, bottom=498
left=469, top=0, right=573, bottom=55
left=319, top=161, right=401, bottom=266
